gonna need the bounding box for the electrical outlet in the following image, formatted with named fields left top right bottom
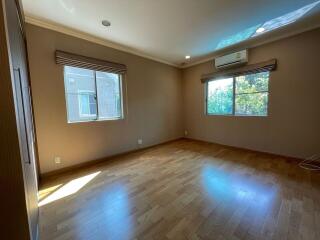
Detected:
left=138, top=139, right=143, bottom=145
left=54, top=156, right=61, bottom=164
left=184, top=130, right=188, bottom=136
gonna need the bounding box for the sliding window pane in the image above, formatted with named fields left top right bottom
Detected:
left=64, top=66, right=97, bottom=122
left=236, top=72, right=269, bottom=94
left=235, top=92, right=268, bottom=116
left=96, top=71, right=122, bottom=119
left=207, top=78, right=233, bottom=115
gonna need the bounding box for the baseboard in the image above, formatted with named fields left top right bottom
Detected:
left=183, top=137, right=303, bottom=162
left=40, top=137, right=184, bottom=180
left=40, top=136, right=304, bottom=180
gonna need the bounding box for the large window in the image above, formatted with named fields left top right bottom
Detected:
left=64, top=66, right=123, bottom=123
left=206, top=72, right=269, bottom=116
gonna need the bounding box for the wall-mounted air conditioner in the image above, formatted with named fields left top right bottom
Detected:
left=215, top=50, right=248, bottom=69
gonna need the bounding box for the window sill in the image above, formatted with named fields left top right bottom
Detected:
left=206, top=114, right=268, bottom=117
left=68, top=117, right=124, bottom=124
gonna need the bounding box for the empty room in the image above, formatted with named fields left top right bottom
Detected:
left=1, top=0, right=320, bottom=239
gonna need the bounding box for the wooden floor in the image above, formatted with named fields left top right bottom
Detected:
left=39, top=139, right=320, bottom=240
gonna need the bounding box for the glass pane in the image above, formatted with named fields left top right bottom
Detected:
left=89, top=95, right=97, bottom=115
left=79, top=93, right=97, bottom=116
left=79, top=95, right=90, bottom=115
left=236, top=72, right=269, bottom=94
left=64, top=66, right=97, bottom=122
left=235, top=92, right=268, bottom=116
left=64, top=66, right=95, bottom=93
left=96, top=71, right=122, bottom=119
left=207, top=78, right=233, bottom=115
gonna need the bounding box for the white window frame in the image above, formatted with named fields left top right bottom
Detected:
left=205, top=72, right=270, bottom=117
left=64, top=66, right=125, bottom=123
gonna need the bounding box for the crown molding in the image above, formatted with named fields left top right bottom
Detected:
left=24, top=15, right=320, bottom=70
left=24, top=15, right=179, bottom=68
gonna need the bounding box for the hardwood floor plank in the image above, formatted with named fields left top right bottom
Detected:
left=39, top=139, right=320, bottom=240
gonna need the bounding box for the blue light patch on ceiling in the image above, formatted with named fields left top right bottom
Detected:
left=214, top=0, right=320, bottom=51
left=215, top=24, right=261, bottom=50
left=252, top=0, right=320, bottom=37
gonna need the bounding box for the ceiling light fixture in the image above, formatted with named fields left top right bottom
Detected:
left=102, top=20, right=111, bottom=27
left=256, top=27, right=265, bottom=33
left=185, top=55, right=191, bottom=59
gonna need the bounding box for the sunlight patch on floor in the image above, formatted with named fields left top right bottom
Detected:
left=38, top=184, right=63, bottom=201
left=38, top=171, right=101, bottom=207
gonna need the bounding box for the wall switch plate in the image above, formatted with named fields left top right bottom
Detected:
left=184, top=130, right=188, bottom=136
left=54, top=157, right=61, bottom=164
left=138, top=139, right=143, bottom=145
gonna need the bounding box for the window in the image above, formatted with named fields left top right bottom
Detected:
left=206, top=72, right=269, bottom=116
left=64, top=66, right=123, bottom=123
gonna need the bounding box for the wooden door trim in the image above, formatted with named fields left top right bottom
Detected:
left=13, top=0, right=41, bottom=181
left=0, top=0, right=31, bottom=239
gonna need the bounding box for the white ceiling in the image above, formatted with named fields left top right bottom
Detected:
left=22, top=0, right=320, bottom=67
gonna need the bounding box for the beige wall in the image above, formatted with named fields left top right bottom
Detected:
left=182, top=28, right=320, bottom=159
left=26, top=23, right=320, bottom=174
left=26, top=24, right=183, bottom=174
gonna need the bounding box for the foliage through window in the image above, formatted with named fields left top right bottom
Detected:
left=206, top=72, right=269, bottom=116
left=64, top=66, right=123, bottom=123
